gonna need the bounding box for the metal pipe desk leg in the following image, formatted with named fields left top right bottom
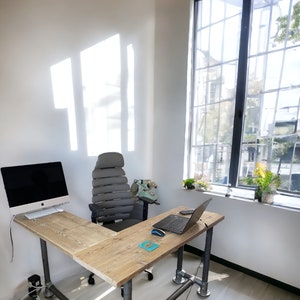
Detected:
left=197, top=227, right=213, bottom=297
left=173, top=246, right=187, bottom=284
left=40, top=239, right=69, bottom=300
left=123, top=280, right=132, bottom=300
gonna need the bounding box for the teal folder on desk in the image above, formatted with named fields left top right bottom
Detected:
left=139, top=240, right=159, bottom=252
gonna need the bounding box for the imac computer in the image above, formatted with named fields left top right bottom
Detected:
left=1, top=161, right=70, bottom=218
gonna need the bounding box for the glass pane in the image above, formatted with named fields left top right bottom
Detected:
left=209, top=23, right=224, bottom=62
left=206, top=66, right=222, bottom=103
left=275, top=88, right=300, bottom=135
left=221, top=62, right=238, bottom=99
left=225, top=0, right=242, bottom=18
left=273, top=136, right=297, bottom=165
left=290, top=140, right=300, bottom=191
left=270, top=1, right=290, bottom=50
left=187, top=0, right=242, bottom=185
left=211, top=0, right=225, bottom=23
left=265, top=52, right=284, bottom=90
left=218, top=100, right=235, bottom=143
left=200, top=0, right=211, bottom=28
left=281, top=48, right=300, bottom=87
left=214, top=144, right=231, bottom=184
left=243, top=97, right=260, bottom=142
left=259, top=92, right=276, bottom=137
left=247, top=55, right=265, bottom=95
left=193, top=107, right=205, bottom=145
left=205, top=103, right=219, bottom=144
left=191, top=144, right=230, bottom=184
left=198, top=28, right=210, bottom=60
left=239, top=0, right=300, bottom=193
left=223, top=15, right=241, bottom=62
left=250, top=5, right=271, bottom=55
left=273, top=0, right=300, bottom=48
left=190, top=146, right=213, bottom=179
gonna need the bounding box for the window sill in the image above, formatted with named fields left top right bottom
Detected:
left=188, top=188, right=300, bottom=211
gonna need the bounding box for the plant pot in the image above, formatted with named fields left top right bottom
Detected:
left=255, top=188, right=262, bottom=202
left=184, top=185, right=195, bottom=190
left=261, top=192, right=275, bottom=204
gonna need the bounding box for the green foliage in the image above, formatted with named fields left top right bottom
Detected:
left=243, top=162, right=281, bottom=200
left=196, top=180, right=209, bottom=190
left=182, top=178, right=195, bottom=189
left=254, top=170, right=281, bottom=193
left=274, top=1, right=300, bottom=44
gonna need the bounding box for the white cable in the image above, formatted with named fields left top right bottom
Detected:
left=9, top=214, right=16, bottom=263
left=18, top=284, right=44, bottom=300
left=185, top=255, right=203, bottom=300
left=9, top=215, right=45, bottom=300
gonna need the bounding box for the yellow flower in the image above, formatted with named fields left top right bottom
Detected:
left=254, top=162, right=267, bottom=178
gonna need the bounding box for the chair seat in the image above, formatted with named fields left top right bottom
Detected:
left=103, top=218, right=142, bottom=232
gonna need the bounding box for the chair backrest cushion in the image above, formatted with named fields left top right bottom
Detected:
left=91, top=152, right=134, bottom=223
left=96, top=152, right=124, bottom=168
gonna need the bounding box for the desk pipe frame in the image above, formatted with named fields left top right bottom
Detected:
left=40, top=239, right=69, bottom=300
left=40, top=238, right=135, bottom=300
left=167, top=227, right=213, bottom=300
left=121, top=228, right=214, bottom=300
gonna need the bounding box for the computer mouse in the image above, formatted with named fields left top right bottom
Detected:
left=151, top=228, right=165, bottom=237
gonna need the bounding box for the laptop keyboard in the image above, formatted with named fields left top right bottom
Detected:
left=157, top=215, right=188, bottom=232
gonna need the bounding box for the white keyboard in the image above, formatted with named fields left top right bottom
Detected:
left=25, top=207, right=64, bottom=219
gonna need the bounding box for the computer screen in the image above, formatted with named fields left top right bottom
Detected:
left=1, top=161, right=70, bottom=215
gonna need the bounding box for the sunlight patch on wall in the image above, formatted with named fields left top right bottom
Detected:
left=80, top=34, right=122, bottom=156
left=127, top=44, right=135, bottom=152
left=50, top=58, right=78, bottom=151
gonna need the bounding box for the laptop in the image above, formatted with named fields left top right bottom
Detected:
left=153, top=198, right=212, bottom=234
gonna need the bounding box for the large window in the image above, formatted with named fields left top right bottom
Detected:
left=186, top=0, right=300, bottom=204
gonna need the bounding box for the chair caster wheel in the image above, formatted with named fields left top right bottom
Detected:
left=144, top=268, right=154, bottom=281
left=148, top=272, right=154, bottom=281
left=88, top=274, right=95, bottom=285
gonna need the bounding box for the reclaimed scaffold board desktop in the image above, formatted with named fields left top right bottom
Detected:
left=15, top=206, right=224, bottom=300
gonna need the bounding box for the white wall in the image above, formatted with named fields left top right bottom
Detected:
left=0, top=0, right=155, bottom=299
left=0, top=0, right=299, bottom=299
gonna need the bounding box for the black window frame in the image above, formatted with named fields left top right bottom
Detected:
left=187, top=0, right=300, bottom=205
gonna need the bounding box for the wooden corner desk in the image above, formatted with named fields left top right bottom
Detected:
left=15, top=207, right=224, bottom=300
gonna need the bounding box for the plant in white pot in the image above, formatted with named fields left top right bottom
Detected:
left=243, top=162, right=281, bottom=204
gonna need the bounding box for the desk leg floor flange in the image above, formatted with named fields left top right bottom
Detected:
left=169, top=228, right=213, bottom=299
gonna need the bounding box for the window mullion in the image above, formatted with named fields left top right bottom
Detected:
left=228, top=0, right=252, bottom=187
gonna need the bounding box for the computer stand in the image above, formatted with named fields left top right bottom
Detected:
left=167, top=227, right=213, bottom=299
left=40, top=239, right=69, bottom=300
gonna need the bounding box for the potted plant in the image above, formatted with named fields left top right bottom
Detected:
left=243, top=162, right=281, bottom=203
left=195, top=175, right=210, bottom=191
left=183, top=176, right=210, bottom=191
left=182, top=178, right=196, bottom=190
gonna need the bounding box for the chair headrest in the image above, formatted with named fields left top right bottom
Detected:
left=95, top=152, right=125, bottom=169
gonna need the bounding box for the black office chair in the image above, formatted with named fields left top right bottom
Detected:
left=88, top=152, right=153, bottom=283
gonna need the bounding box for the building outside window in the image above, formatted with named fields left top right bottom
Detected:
left=186, top=0, right=300, bottom=205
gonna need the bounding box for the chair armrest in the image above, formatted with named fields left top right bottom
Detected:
left=138, top=196, right=160, bottom=205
